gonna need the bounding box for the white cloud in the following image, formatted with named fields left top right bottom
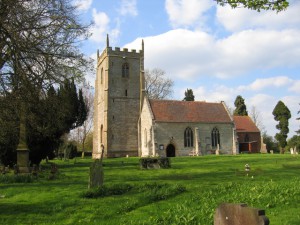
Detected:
left=196, top=85, right=236, bottom=103
left=289, top=80, right=300, bottom=94
left=89, top=9, right=121, bottom=45
left=73, top=0, right=93, bottom=11
left=165, top=0, right=213, bottom=28
left=90, top=9, right=110, bottom=43
left=125, top=29, right=300, bottom=80
left=216, top=1, right=300, bottom=32
left=238, top=76, right=293, bottom=92
left=118, top=0, right=138, bottom=17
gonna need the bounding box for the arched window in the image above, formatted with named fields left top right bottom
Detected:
left=100, top=68, right=103, bottom=84
left=122, top=63, right=129, bottom=78
left=211, top=127, right=220, bottom=147
left=100, top=125, right=103, bottom=143
left=184, top=127, right=193, bottom=147
left=144, top=129, right=147, bottom=147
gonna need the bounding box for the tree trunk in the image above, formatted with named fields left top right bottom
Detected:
left=81, top=142, right=85, bottom=158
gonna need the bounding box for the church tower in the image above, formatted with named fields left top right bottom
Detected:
left=93, top=35, right=145, bottom=158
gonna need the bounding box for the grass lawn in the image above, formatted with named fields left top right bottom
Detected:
left=0, top=154, right=300, bottom=225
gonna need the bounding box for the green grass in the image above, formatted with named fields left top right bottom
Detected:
left=0, top=154, right=300, bottom=225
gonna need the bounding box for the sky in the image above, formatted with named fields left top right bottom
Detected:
left=73, top=0, right=300, bottom=138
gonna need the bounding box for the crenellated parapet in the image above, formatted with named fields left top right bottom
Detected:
left=97, top=46, right=143, bottom=65
left=97, top=34, right=144, bottom=65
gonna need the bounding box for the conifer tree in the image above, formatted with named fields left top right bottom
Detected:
left=183, top=89, right=195, bottom=101
left=233, top=95, right=248, bottom=116
left=77, top=89, right=88, bottom=127
left=272, top=100, right=291, bottom=154
left=1, top=80, right=88, bottom=165
left=0, top=92, right=19, bottom=165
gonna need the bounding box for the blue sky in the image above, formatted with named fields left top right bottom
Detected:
left=74, top=0, right=300, bottom=138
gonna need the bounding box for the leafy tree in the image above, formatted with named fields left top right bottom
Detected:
left=183, top=89, right=195, bottom=101
left=215, top=0, right=289, bottom=12
left=145, top=68, right=174, bottom=99
left=233, top=95, right=248, bottom=116
left=262, top=132, right=279, bottom=153
left=272, top=100, right=291, bottom=154
left=84, top=131, right=94, bottom=152
left=286, top=135, right=300, bottom=153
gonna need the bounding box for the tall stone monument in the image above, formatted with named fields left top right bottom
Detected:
left=16, top=110, right=30, bottom=173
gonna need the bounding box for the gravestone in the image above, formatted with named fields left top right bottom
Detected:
left=214, top=203, right=269, bottom=225
left=88, top=144, right=104, bottom=189
left=88, top=159, right=104, bottom=188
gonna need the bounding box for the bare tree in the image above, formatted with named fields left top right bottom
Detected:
left=145, top=68, right=174, bottom=99
left=250, top=106, right=265, bottom=133
left=0, top=0, right=92, bottom=93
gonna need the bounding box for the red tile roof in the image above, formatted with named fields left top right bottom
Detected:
left=149, top=99, right=232, bottom=123
left=233, top=116, right=260, bottom=133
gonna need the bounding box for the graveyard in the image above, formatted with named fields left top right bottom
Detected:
left=0, top=154, right=299, bottom=225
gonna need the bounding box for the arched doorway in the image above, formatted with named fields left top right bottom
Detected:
left=166, top=144, right=175, bottom=157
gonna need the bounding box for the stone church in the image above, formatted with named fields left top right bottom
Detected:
left=93, top=36, right=260, bottom=158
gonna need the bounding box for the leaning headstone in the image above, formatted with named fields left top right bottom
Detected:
left=88, top=159, right=104, bottom=189
left=214, top=203, right=269, bottom=225
left=88, top=144, right=105, bottom=189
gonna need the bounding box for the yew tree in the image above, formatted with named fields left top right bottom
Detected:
left=183, top=89, right=195, bottom=101
left=233, top=95, right=248, bottom=116
left=272, top=100, right=291, bottom=153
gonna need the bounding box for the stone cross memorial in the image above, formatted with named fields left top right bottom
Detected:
left=214, top=203, right=269, bottom=225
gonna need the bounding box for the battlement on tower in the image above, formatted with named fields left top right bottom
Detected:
left=97, top=34, right=144, bottom=63
left=97, top=46, right=143, bottom=62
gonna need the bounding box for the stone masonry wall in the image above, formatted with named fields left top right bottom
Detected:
left=140, top=98, right=155, bottom=157
left=93, top=46, right=143, bottom=158
left=153, top=122, right=235, bottom=157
